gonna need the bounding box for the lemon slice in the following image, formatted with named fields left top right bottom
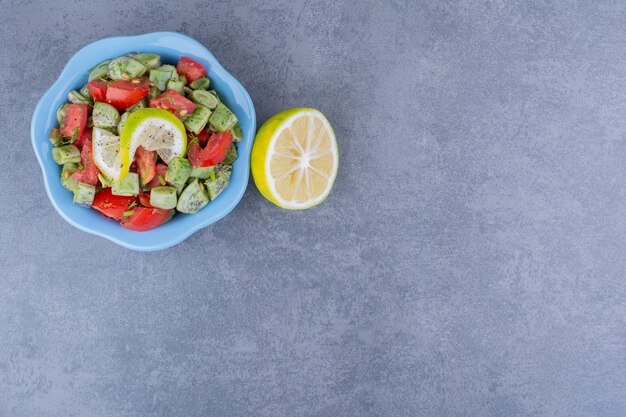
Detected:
left=92, top=127, right=122, bottom=179
left=119, top=108, right=187, bottom=179
left=251, top=108, right=338, bottom=209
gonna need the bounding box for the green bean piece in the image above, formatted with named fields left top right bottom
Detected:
left=128, top=98, right=147, bottom=112
left=52, top=145, right=81, bottom=165
left=176, top=178, right=209, bottom=214
left=209, top=103, right=238, bottom=131
left=190, top=77, right=210, bottom=90
left=166, top=79, right=185, bottom=94
left=191, top=89, right=219, bottom=109
left=132, top=53, right=161, bottom=70
left=182, top=105, right=211, bottom=134
left=165, top=157, right=192, bottom=186
left=149, top=86, right=161, bottom=100
left=148, top=64, right=177, bottom=90
left=117, top=111, right=130, bottom=135
left=56, top=103, right=69, bottom=126
left=222, top=144, right=238, bottom=165
left=189, top=165, right=215, bottom=180
left=88, top=60, right=110, bottom=81
left=205, top=165, right=232, bottom=200
left=92, top=102, right=120, bottom=128
left=150, top=186, right=178, bottom=209
left=67, top=90, right=91, bottom=105
left=48, top=128, right=63, bottom=147
left=112, top=172, right=140, bottom=196
left=229, top=123, right=243, bottom=142
left=73, top=182, right=96, bottom=206
left=98, top=173, right=113, bottom=188
left=61, top=163, right=80, bottom=192
left=80, top=83, right=91, bottom=98
left=108, top=56, right=147, bottom=80
left=183, top=86, right=194, bottom=97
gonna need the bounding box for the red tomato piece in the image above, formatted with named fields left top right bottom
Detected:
left=188, top=130, right=232, bottom=167
left=92, top=187, right=136, bottom=220
left=135, top=146, right=156, bottom=185
left=147, top=163, right=168, bottom=188
left=149, top=90, right=196, bottom=118
left=106, top=78, right=150, bottom=110
left=138, top=192, right=153, bottom=208
left=120, top=207, right=173, bottom=231
left=74, top=127, right=92, bottom=149
left=194, top=128, right=210, bottom=147
left=87, top=79, right=108, bottom=102
left=60, top=104, right=88, bottom=138
left=70, top=139, right=100, bottom=186
left=176, top=56, right=206, bottom=83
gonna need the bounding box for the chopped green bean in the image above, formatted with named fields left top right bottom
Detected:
left=230, top=123, right=243, bottom=142
left=56, top=103, right=69, bottom=126
left=93, top=102, right=120, bottom=128
left=205, top=165, right=231, bottom=200
left=209, top=102, right=238, bottom=131
left=191, top=89, right=219, bottom=109
left=189, top=165, right=215, bottom=180
left=108, top=56, right=147, bottom=80
left=182, top=105, right=211, bottom=134
left=148, top=64, right=177, bottom=90
left=88, top=60, right=110, bottom=81
left=52, top=145, right=81, bottom=164
left=132, top=53, right=161, bottom=70
left=176, top=178, right=209, bottom=213
left=67, top=90, right=91, bottom=105
left=48, top=128, right=63, bottom=147
left=112, top=172, right=140, bottom=196
left=165, top=157, right=192, bottom=186
left=73, top=182, right=96, bottom=206
left=222, top=144, right=238, bottom=165
left=190, top=77, right=210, bottom=90
left=166, top=78, right=185, bottom=94
left=61, top=163, right=79, bottom=192
left=150, top=186, right=178, bottom=209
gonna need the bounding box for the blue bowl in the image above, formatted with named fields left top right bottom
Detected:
left=31, top=32, right=256, bottom=251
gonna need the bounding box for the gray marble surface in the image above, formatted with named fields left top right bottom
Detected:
left=1, top=1, right=626, bottom=416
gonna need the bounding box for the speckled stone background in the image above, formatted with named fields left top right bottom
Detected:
left=1, top=1, right=625, bottom=416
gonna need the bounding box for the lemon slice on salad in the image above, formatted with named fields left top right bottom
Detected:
left=251, top=108, right=338, bottom=209
left=92, top=127, right=122, bottom=179
left=119, top=108, right=187, bottom=179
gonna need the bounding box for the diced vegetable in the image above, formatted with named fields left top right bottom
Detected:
left=165, top=157, right=192, bottom=186
left=147, top=163, right=168, bottom=188
left=67, top=90, right=91, bottom=105
left=149, top=90, right=196, bottom=117
left=128, top=98, right=147, bottom=112
left=176, top=178, right=209, bottom=213
left=182, top=105, right=211, bottom=134
left=230, top=124, right=243, bottom=142
left=191, top=89, right=219, bottom=109
left=92, top=187, right=136, bottom=220
left=120, top=207, right=173, bottom=231
left=80, top=83, right=91, bottom=98
left=222, top=144, right=237, bottom=165
left=98, top=173, right=113, bottom=188
left=149, top=86, right=161, bottom=100
left=52, top=145, right=81, bottom=164
left=166, top=78, right=185, bottom=94
left=190, top=77, right=210, bottom=90
left=150, top=186, right=178, bottom=209
left=112, top=172, right=140, bottom=196
left=209, top=102, right=238, bottom=131
left=117, top=111, right=130, bottom=134
left=149, top=64, right=177, bottom=90
left=73, top=182, right=96, bottom=206
left=88, top=60, right=111, bottom=81
left=205, top=165, right=232, bottom=200
left=176, top=56, right=206, bottom=82
left=108, top=56, right=147, bottom=80
left=105, top=79, right=150, bottom=110
left=56, top=103, right=68, bottom=126
left=188, top=130, right=232, bottom=167
left=189, top=165, right=215, bottom=180
left=87, top=79, right=108, bottom=102
left=135, top=146, right=156, bottom=185
left=71, top=139, right=99, bottom=186
left=132, top=53, right=161, bottom=70
left=48, top=128, right=62, bottom=147
left=92, top=102, right=120, bottom=128
left=60, top=103, right=88, bottom=138
left=61, top=163, right=80, bottom=192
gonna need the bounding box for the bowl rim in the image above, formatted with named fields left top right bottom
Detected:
left=31, top=31, right=256, bottom=251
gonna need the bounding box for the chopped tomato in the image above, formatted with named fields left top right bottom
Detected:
left=92, top=187, right=135, bottom=220
left=74, top=127, right=92, bottom=149
left=188, top=130, right=232, bottom=167
left=194, top=128, right=210, bottom=147
left=148, top=163, right=168, bottom=187
left=60, top=104, right=88, bottom=138
left=149, top=90, right=196, bottom=117
left=138, top=192, right=153, bottom=208
left=135, top=146, right=156, bottom=185
left=106, top=78, right=150, bottom=110
left=120, top=207, right=173, bottom=231
left=70, top=139, right=99, bottom=186
left=176, top=56, right=206, bottom=83
left=87, top=79, right=108, bottom=102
